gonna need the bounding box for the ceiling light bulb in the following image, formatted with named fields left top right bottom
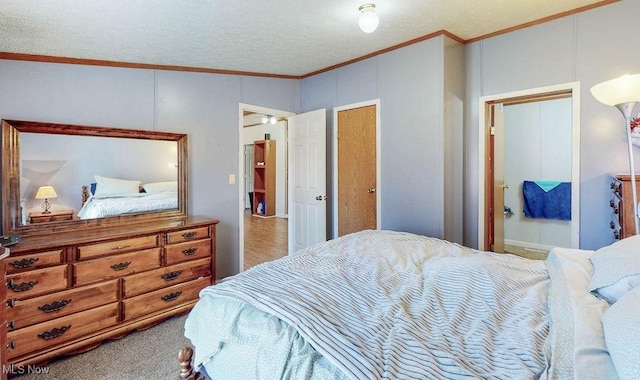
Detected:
left=270, top=116, right=277, bottom=124
left=359, top=4, right=379, bottom=33
left=262, top=116, right=269, bottom=124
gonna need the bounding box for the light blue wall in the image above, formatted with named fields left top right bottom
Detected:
left=301, top=37, right=456, bottom=239
left=464, top=0, right=640, bottom=250
left=0, top=61, right=298, bottom=278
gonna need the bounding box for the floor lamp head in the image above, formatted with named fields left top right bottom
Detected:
left=591, top=74, right=640, bottom=235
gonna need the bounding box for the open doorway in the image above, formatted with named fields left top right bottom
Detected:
left=478, top=82, right=581, bottom=255
left=239, top=104, right=294, bottom=271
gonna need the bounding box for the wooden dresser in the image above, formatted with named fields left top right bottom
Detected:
left=609, top=174, right=640, bottom=241
left=0, top=216, right=218, bottom=371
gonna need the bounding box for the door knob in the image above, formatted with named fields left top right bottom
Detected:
left=499, top=184, right=509, bottom=190
left=315, top=195, right=327, bottom=201
left=367, top=188, right=376, bottom=193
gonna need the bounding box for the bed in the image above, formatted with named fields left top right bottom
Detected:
left=77, top=176, right=178, bottom=219
left=178, top=229, right=640, bottom=380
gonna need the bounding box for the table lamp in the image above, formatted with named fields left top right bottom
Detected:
left=35, top=185, right=58, bottom=214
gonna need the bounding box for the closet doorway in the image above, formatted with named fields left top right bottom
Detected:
left=478, top=82, right=581, bottom=255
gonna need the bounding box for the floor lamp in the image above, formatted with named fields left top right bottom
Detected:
left=591, top=74, right=640, bottom=235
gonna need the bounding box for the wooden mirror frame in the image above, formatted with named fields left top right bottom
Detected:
left=1, top=120, right=188, bottom=237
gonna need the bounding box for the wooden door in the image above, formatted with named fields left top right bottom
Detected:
left=337, top=105, right=377, bottom=236
left=491, top=104, right=506, bottom=253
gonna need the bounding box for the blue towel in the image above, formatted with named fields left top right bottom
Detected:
left=523, top=181, right=571, bottom=220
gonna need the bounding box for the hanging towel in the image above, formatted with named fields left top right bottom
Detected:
left=533, top=180, right=561, bottom=192
left=523, top=181, right=571, bottom=220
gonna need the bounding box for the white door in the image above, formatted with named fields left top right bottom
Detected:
left=244, top=144, right=254, bottom=209
left=288, top=109, right=326, bottom=254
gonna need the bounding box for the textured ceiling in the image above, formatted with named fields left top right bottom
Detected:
left=0, top=0, right=614, bottom=77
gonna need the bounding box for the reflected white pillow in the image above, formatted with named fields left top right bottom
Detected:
left=94, top=175, right=141, bottom=196
left=589, top=234, right=640, bottom=303
left=602, top=285, right=640, bottom=380
left=143, top=181, right=177, bottom=193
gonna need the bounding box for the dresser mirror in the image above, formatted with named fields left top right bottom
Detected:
left=1, top=120, right=188, bottom=237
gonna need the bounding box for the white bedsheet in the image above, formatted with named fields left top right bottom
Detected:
left=188, top=230, right=575, bottom=380
left=77, top=191, right=177, bottom=219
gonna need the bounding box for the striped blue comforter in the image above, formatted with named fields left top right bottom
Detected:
left=191, top=230, right=551, bottom=379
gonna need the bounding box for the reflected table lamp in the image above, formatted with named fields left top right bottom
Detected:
left=35, top=185, right=58, bottom=214
left=591, top=73, right=640, bottom=235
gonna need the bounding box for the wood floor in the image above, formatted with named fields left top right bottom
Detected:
left=244, top=209, right=288, bottom=269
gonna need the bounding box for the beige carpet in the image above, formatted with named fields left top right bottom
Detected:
left=15, top=314, right=191, bottom=380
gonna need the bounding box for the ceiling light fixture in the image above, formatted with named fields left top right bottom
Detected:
left=262, top=115, right=277, bottom=125
left=358, top=3, right=379, bottom=33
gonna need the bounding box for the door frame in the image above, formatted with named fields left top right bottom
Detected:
left=477, top=82, right=581, bottom=250
left=332, top=99, right=382, bottom=238
left=238, top=103, right=294, bottom=272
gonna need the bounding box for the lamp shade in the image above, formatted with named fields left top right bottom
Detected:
left=591, top=73, right=640, bottom=106
left=35, top=185, right=58, bottom=199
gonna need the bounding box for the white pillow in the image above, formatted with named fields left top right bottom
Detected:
left=602, top=285, right=640, bottom=380
left=589, top=234, right=640, bottom=303
left=143, top=181, right=177, bottom=193
left=94, top=175, right=141, bottom=196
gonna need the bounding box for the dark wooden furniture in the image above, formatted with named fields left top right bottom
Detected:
left=178, top=346, right=205, bottom=380
left=28, top=209, right=74, bottom=224
left=608, top=174, right=640, bottom=241
left=1, top=119, right=218, bottom=374
left=1, top=248, right=8, bottom=380
left=252, top=139, right=276, bottom=217
left=3, top=217, right=218, bottom=370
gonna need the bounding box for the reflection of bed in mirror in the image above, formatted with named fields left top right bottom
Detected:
left=78, top=178, right=178, bottom=219
left=2, top=119, right=187, bottom=236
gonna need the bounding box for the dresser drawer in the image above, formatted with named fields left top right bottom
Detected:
left=165, top=239, right=212, bottom=265
left=6, top=280, right=118, bottom=330
left=6, top=303, right=119, bottom=360
left=122, top=276, right=210, bottom=321
left=166, top=226, right=210, bottom=244
left=6, top=265, right=68, bottom=300
left=77, top=235, right=158, bottom=260
left=5, top=249, right=64, bottom=274
left=73, top=248, right=161, bottom=286
left=123, top=258, right=211, bottom=298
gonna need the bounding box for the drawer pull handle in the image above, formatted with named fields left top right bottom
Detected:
left=182, top=248, right=198, bottom=256
left=38, top=299, right=72, bottom=313
left=9, top=257, right=39, bottom=269
left=111, top=245, right=131, bottom=251
left=161, top=271, right=183, bottom=281
left=7, top=299, right=16, bottom=308
left=161, top=291, right=183, bottom=302
left=111, top=262, right=131, bottom=271
left=38, top=325, right=71, bottom=340
left=181, top=232, right=197, bottom=239
left=7, top=279, right=38, bottom=292
left=6, top=321, right=15, bottom=329
left=7, top=341, right=16, bottom=350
